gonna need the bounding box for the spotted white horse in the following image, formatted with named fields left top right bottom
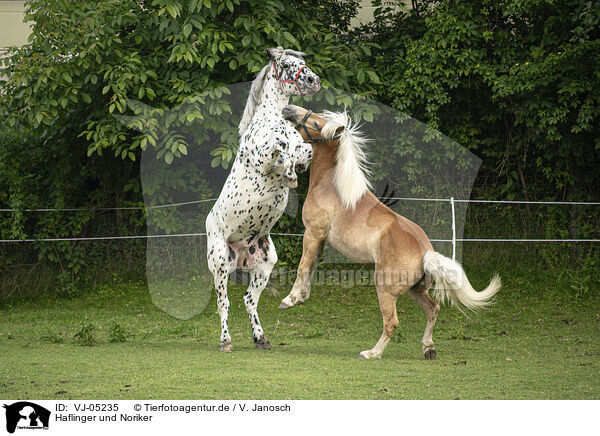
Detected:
left=206, top=47, right=320, bottom=351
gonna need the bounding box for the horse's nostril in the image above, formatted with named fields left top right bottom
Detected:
left=307, top=76, right=314, bottom=84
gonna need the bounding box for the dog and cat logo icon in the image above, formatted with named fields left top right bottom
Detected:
left=3, top=402, right=50, bottom=433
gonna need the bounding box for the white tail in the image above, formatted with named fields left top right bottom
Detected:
left=423, top=251, right=501, bottom=313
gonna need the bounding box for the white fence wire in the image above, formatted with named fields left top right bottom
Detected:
left=1, top=198, right=599, bottom=257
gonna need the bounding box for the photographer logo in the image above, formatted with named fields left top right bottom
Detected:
left=3, top=402, right=50, bottom=433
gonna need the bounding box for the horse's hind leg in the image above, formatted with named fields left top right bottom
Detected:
left=408, top=281, right=440, bottom=360
left=244, top=236, right=277, bottom=349
left=358, top=285, right=402, bottom=359
left=206, top=217, right=234, bottom=351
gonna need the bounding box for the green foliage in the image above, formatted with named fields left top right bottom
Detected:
left=359, top=0, right=600, bottom=200
left=40, top=328, right=66, bottom=344
left=1, top=0, right=376, bottom=166
left=0, top=123, right=144, bottom=297
left=73, top=322, right=97, bottom=346
left=108, top=322, right=131, bottom=343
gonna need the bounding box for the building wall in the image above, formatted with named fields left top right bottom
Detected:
left=0, top=1, right=30, bottom=49
left=351, top=0, right=407, bottom=28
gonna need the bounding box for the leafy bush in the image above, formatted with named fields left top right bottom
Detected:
left=73, top=323, right=97, bottom=346
left=2, top=0, right=378, bottom=165
left=108, top=322, right=131, bottom=343
left=358, top=0, right=600, bottom=202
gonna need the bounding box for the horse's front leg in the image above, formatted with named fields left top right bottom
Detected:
left=244, top=236, right=278, bottom=349
left=279, top=232, right=324, bottom=309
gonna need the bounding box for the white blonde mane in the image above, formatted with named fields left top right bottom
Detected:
left=321, top=110, right=372, bottom=210
left=238, top=48, right=307, bottom=136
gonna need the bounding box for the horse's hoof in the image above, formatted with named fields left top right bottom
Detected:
left=220, top=341, right=233, bottom=352
left=424, top=347, right=437, bottom=360
left=357, top=351, right=371, bottom=359
left=255, top=336, right=271, bottom=350
left=279, top=297, right=304, bottom=309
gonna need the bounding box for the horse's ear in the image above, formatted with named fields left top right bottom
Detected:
left=267, top=46, right=284, bottom=61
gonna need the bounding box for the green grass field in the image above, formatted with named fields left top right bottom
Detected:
left=1, top=262, right=599, bottom=400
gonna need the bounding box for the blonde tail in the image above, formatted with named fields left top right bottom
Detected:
left=422, top=251, right=501, bottom=313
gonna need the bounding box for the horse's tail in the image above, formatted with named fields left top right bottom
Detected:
left=422, top=251, right=501, bottom=313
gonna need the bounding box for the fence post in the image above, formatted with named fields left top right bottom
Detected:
left=450, top=197, right=456, bottom=261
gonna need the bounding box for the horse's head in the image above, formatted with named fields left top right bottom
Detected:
left=282, top=104, right=344, bottom=144
left=283, top=104, right=372, bottom=210
left=267, top=47, right=320, bottom=96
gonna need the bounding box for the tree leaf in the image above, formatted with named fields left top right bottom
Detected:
left=366, top=70, right=381, bottom=84
left=183, top=23, right=192, bottom=39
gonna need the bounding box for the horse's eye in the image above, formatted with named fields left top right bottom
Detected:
left=282, top=62, right=290, bottom=69
left=313, top=122, right=319, bottom=128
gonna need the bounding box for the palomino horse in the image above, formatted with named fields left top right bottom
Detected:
left=279, top=104, right=501, bottom=359
left=206, top=48, right=319, bottom=352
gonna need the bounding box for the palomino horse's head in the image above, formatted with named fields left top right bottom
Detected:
left=282, top=104, right=344, bottom=143
left=282, top=104, right=372, bottom=209
left=267, top=47, right=321, bottom=96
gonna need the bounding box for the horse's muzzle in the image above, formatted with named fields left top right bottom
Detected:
left=282, top=105, right=299, bottom=122
left=302, top=75, right=320, bottom=95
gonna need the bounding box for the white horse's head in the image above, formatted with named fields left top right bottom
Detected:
left=267, top=47, right=321, bottom=96
left=239, top=47, right=321, bottom=136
